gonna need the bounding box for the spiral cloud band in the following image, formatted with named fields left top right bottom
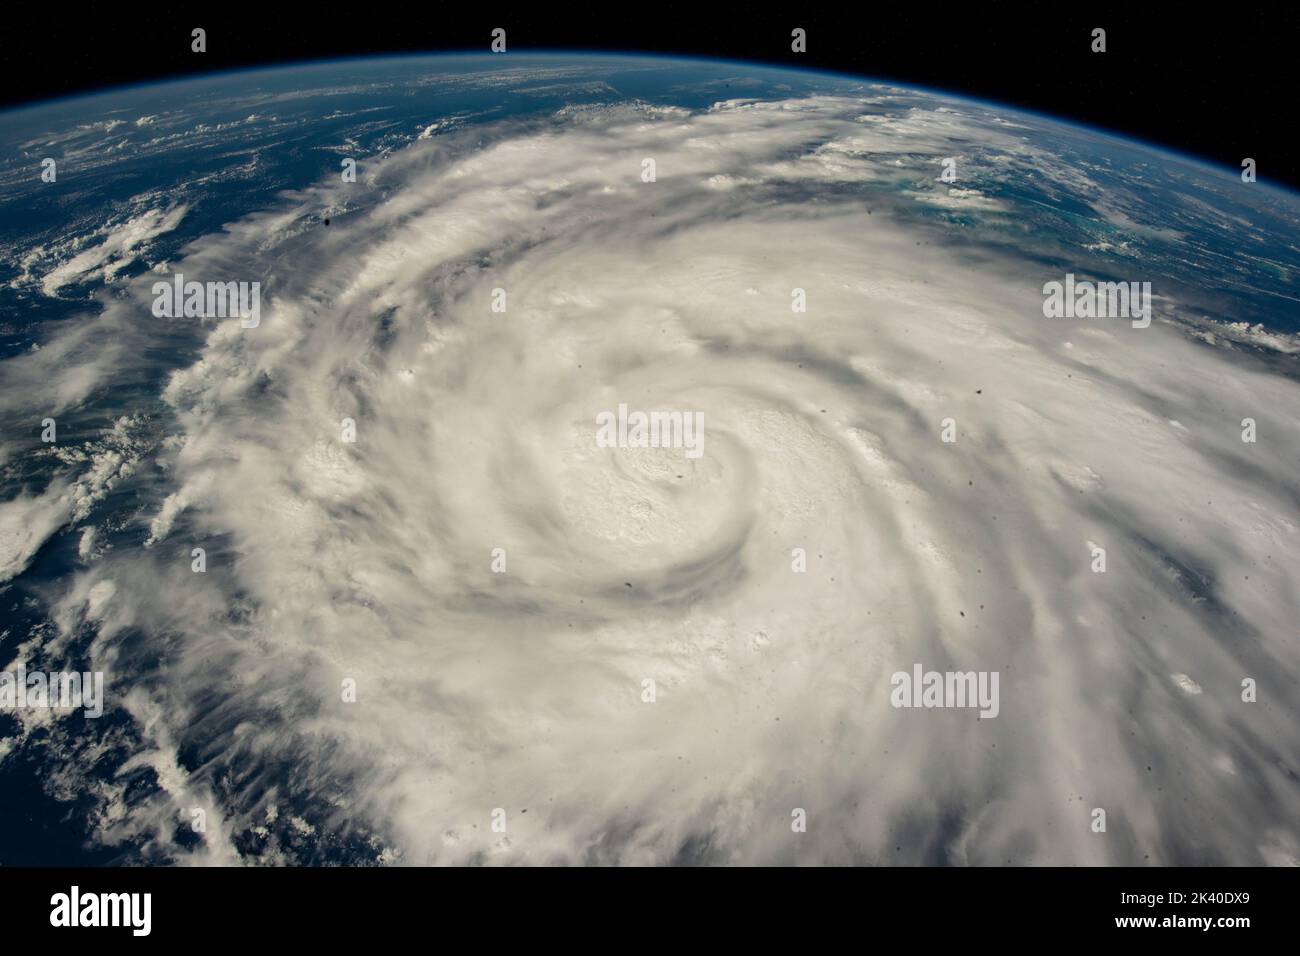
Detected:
left=8, top=89, right=1300, bottom=865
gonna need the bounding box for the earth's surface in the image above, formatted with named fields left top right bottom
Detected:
left=0, top=53, right=1297, bottom=865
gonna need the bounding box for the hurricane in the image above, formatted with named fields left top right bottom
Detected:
left=1, top=56, right=1298, bottom=866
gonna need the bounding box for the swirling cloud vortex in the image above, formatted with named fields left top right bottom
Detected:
left=44, top=94, right=1300, bottom=865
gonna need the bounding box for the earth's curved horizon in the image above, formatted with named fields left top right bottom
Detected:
left=1, top=51, right=1297, bottom=866
left=7, top=50, right=1298, bottom=202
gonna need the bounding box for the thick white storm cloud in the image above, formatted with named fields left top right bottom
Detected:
left=9, top=93, right=1300, bottom=865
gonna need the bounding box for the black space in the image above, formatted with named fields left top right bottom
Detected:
left=2, top=1, right=1298, bottom=189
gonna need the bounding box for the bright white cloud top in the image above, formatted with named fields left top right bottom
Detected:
left=1, top=60, right=1298, bottom=866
